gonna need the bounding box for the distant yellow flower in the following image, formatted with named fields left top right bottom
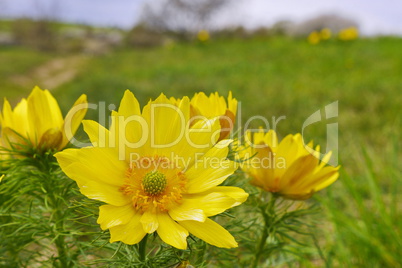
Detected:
left=175, top=260, right=194, bottom=268
left=190, top=92, right=238, bottom=141
left=308, top=31, right=321, bottom=45
left=0, top=86, right=87, bottom=152
left=338, top=27, right=359, bottom=41
left=238, top=129, right=339, bottom=200
left=197, top=29, right=210, bottom=42
left=320, top=28, right=332, bottom=40
left=55, top=90, right=247, bottom=249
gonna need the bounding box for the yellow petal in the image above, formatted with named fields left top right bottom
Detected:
left=318, top=151, right=333, bottom=169
left=227, top=91, right=238, bottom=117
left=1, top=127, right=28, bottom=149
left=109, top=211, right=146, bottom=244
left=61, top=162, right=130, bottom=206
left=60, top=94, right=88, bottom=149
left=142, top=94, right=190, bottom=157
left=54, top=148, right=79, bottom=169
left=27, top=87, right=63, bottom=144
left=184, top=192, right=237, bottom=217
left=177, top=117, right=221, bottom=169
left=300, top=165, right=340, bottom=192
left=251, top=128, right=266, bottom=145
left=196, top=186, right=248, bottom=207
left=157, top=213, right=189, bottom=249
left=275, top=134, right=303, bottom=178
left=250, top=145, right=276, bottom=191
left=218, top=109, right=235, bottom=141
left=168, top=203, right=206, bottom=222
left=1, top=98, right=13, bottom=127
left=2, top=98, right=30, bottom=138
left=186, top=140, right=237, bottom=194
left=55, top=147, right=127, bottom=187
left=118, top=90, right=141, bottom=117
left=113, top=90, right=148, bottom=159
left=264, top=130, right=278, bottom=148
left=179, top=218, right=238, bottom=248
left=313, top=170, right=339, bottom=191
left=279, top=155, right=318, bottom=194
left=140, top=210, right=159, bottom=233
left=82, top=120, right=111, bottom=148
left=97, top=204, right=136, bottom=230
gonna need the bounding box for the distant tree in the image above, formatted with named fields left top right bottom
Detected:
left=33, top=0, right=61, bottom=20
left=139, top=0, right=235, bottom=35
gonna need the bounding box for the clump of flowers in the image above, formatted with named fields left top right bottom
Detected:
left=0, top=86, right=87, bottom=154
left=197, top=29, right=210, bottom=42
left=55, top=90, right=248, bottom=250
left=0, top=86, right=343, bottom=266
left=320, top=28, right=332, bottom=40
left=308, top=28, right=332, bottom=44
left=307, top=31, right=321, bottom=45
left=338, top=27, right=359, bottom=41
left=238, top=129, right=339, bottom=200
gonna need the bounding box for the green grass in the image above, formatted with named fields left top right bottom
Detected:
left=1, top=36, right=401, bottom=267
left=54, top=37, right=401, bottom=172
left=0, top=46, right=53, bottom=101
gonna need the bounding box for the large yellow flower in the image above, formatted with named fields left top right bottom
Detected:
left=55, top=90, right=247, bottom=249
left=0, top=86, right=87, bottom=152
left=190, top=91, right=237, bottom=141
left=238, top=129, right=339, bottom=200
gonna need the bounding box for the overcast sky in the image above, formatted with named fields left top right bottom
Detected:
left=0, top=0, right=401, bottom=35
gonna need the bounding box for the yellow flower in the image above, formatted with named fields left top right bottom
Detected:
left=197, top=29, right=210, bottom=42
left=175, top=260, right=194, bottom=268
left=338, top=27, right=359, bottom=41
left=320, top=28, right=332, bottom=40
left=238, top=129, right=339, bottom=200
left=308, top=31, right=321, bottom=45
left=190, top=91, right=238, bottom=141
left=0, top=86, right=87, bottom=152
left=55, top=90, right=248, bottom=249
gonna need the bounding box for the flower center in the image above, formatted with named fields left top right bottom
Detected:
left=142, top=171, right=167, bottom=196
left=120, top=156, right=187, bottom=213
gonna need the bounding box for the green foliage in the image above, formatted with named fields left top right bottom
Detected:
left=0, top=47, right=53, bottom=101
left=318, top=138, right=402, bottom=267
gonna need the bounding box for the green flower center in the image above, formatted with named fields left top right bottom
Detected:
left=142, top=171, right=167, bottom=196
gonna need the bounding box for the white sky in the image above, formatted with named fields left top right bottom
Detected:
left=0, top=0, right=401, bottom=35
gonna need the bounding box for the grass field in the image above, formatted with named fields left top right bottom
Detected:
left=1, top=36, right=401, bottom=267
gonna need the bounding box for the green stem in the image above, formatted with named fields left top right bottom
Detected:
left=252, top=195, right=277, bottom=268
left=138, top=234, right=148, bottom=262
left=40, top=156, right=69, bottom=268
left=50, top=189, right=69, bottom=268
left=252, top=218, right=269, bottom=268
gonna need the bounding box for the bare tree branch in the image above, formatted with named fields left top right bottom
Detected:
left=140, top=0, right=235, bottom=34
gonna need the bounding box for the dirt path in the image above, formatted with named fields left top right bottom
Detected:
left=10, top=55, right=87, bottom=90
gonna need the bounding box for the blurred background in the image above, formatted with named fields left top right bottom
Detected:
left=0, top=0, right=401, bottom=267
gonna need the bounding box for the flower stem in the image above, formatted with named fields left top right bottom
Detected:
left=48, top=176, right=69, bottom=268
left=252, top=219, right=269, bottom=268
left=252, top=195, right=277, bottom=268
left=38, top=154, right=70, bottom=268
left=138, top=234, right=148, bottom=262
